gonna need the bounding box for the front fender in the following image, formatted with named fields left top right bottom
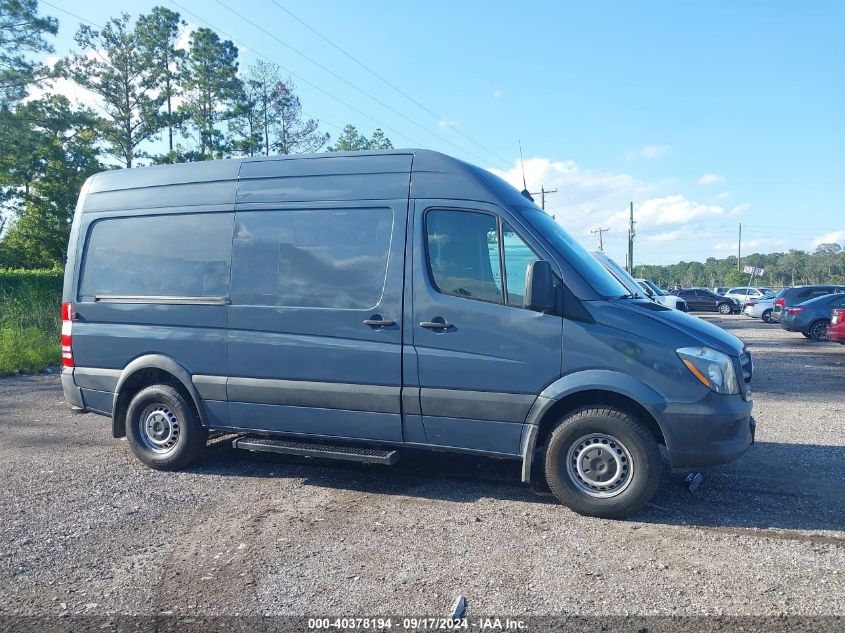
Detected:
left=519, top=370, right=668, bottom=483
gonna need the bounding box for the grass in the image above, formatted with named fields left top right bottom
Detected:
left=0, top=269, right=63, bottom=375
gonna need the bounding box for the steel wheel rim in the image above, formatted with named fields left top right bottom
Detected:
left=812, top=321, right=828, bottom=341
left=719, top=303, right=731, bottom=314
left=565, top=433, right=634, bottom=498
left=139, top=403, right=180, bottom=453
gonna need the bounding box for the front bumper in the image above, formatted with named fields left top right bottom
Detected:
left=649, top=391, right=755, bottom=469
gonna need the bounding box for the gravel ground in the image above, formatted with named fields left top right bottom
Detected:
left=0, top=316, right=842, bottom=622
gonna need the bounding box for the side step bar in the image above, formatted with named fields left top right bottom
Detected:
left=232, top=435, right=400, bottom=465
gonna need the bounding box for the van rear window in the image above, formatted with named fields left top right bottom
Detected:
left=78, top=213, right=233, bottom=301
left=231, top=208, right=394, bottom=309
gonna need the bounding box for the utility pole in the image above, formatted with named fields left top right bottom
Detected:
left=528, top=185, right=558, bottom=211
left=737, top=223, right=742, bottom=271
left=591, top=227, right=610, bottom=251
left=627, top=202, right=636, bottom=274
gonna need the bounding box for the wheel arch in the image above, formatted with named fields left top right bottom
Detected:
left=111, top=355, right=206, bottom=438
left=520, top=371, right=667, bottom=484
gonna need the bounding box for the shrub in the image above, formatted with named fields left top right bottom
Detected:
left=0, top=268, right=63, bottom=374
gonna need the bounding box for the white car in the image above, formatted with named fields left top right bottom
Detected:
left=636, top=278, right=689, bottom=311
left=724, top=287, right=774, bottom=307
left=743, top=295, right=776, bottom=323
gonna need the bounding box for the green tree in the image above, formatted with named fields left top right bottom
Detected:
left=65, top=13, right=164, bottom=167
left=136, top=6, right=185, bottom=154
left=244, top=60, right=280, bottom=156
left=270, top=78, right=328, bottom=154
left=326, top=124, right=392, bottom=152
left=0, top=0, right=57, bottom=107
left=0, top=96, right=102, bottom=267
left=180, top=28, right=241, bottom=159
left=367, top=128, right=393, bottom=150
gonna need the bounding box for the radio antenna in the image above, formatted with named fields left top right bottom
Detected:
left=518, top=140, right=534, bottom=201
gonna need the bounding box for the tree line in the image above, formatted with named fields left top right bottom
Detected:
left=0, top=1, right=393, bottom=268
left=635, top=244, right=845, bottom=290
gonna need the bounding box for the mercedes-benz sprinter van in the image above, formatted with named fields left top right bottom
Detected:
left=61, top=150, right=755, bottom=518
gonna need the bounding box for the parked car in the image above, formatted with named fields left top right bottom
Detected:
left=677, top=288, right=741, bottom=314
left=780, top=293, right=845, bottom=341
left=724, top=287, right=774, bottom=307
left=636, top=278, right=688, bottom=311
left=771, top=285, right=845, bottom=323
left=743, top=294, right=777, bottom=323
left=60, top=149, right=756, bottom=520
left=828, top=309, right=845, bottom=344
left=713, top=287, right=730, bottom=295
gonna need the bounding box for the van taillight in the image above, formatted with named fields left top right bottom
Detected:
left=775, top=298, right=785, bottom=307
left=61, top=302, right=74, bottom=368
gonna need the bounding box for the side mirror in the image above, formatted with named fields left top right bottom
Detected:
left=525, top=260, right=556, bottom=312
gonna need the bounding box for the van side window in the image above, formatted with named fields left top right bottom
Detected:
left=425, top=210, right=503, bottom=304
left=78, top=213, right=232, bottom=301
left=231, top=208, right=393, bottom=309
left=502, top=223, right=539, bottom=307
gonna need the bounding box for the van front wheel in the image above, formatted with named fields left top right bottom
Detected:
left=125, top=384, right=208, bottom=470
left=544, top=407, right=661, bottom=519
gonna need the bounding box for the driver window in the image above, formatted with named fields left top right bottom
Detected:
left=502, top=223, right=539, bottom=307
left=426, top=210, right=503, bottom=304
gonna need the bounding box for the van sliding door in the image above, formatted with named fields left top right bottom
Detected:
left=226, top=203, right=407, bottom=442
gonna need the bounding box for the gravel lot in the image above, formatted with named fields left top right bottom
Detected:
left=0, top=316, right=843, bottom=623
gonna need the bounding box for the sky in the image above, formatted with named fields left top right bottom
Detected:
left=32, top=0, right=845, bottom=266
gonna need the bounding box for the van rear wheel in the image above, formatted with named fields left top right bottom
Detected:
left=125, top=384, right=208, bottom=470
left=543, top=407, right=661, bottom=519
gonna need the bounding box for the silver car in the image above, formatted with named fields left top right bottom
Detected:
left=743, top=294, right=776, bottom=322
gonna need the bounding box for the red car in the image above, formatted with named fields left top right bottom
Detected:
left=829, top=309, right=845, bottom=344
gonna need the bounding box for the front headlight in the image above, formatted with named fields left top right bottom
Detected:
left=676, top=346, right=740, bottom=394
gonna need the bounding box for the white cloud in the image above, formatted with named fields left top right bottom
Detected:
left=715, top=191, right=732, bottom=200
left=492, top=89, right=503, bottom=99
left=438, top=118, right=460, bottom=129
left=25, top=55, right=102, bottom=110
left=697, top=173, right=724, bottom=185
left=176, top=23, right=196, bottom=51
left=489, top=156, right=728, bottom=263
left=715, top=239, right=762, bottom=252
left=813, top=230, right=845, bottom=247
left=626, top=144, right=671, bottom=160
left=606, top=194, right=725, bottom=227
left=730, top=203, right=750, bottom=215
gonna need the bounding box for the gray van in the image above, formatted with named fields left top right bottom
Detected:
left=61, top=149, right=755, bottom=518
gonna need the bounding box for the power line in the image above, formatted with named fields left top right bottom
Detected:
left=211, top=0, right=503, bottom=168
left=40, top=0, right=102, bottom=28
left=167, top=0, right=426, bottom=148
left=268, top=0, right=513, bottom=167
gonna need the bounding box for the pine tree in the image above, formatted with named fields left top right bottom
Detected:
left=137, top=6, right=186, bottom=154
left=0, top=0, right=58, bottom=107
left=65, top=13, right=164, bottom=167
left=179, top=28, right=241, bottom=159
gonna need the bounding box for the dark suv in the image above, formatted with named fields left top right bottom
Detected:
left=677, top=288, right=740, bottom=314
left=771, top=285, right=845, bottom=323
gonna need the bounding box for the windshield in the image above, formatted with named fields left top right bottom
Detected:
left=641, top=279, right=667, bottom=296
left=519, top=207, right=630, bottom=298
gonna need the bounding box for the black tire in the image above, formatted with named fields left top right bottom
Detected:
left=125, top=384, right=208, bottom=470
left=809, top=319, right=830, bottom=342
left=543, top=407, right=662, bottom=519
left=761, top=309, right=773, bottom=323
left=717, top=302, right=732, bottom=315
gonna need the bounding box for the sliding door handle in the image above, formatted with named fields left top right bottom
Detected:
left=420, top=319, right=454, bottom=330
left=363, top=316, right=396, bottom=328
